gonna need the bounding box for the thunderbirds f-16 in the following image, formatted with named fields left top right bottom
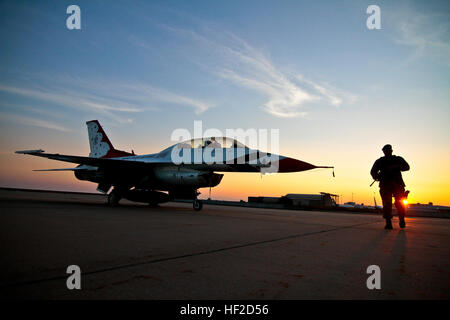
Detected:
left=16, top=120, right=333, bottom=210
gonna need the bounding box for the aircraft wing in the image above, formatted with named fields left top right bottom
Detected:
left=33, top=168, right=86, bottom=171
left=15, top=150, right=154, bottom=169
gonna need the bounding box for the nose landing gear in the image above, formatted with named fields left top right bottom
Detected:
left=193, top=199, right=203, bottom=211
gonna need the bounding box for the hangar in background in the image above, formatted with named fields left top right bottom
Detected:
left=248, top=192, right=338, bottom=208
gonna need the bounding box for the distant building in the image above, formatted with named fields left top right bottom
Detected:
left=248, top=192, right=337, bottom=208
left=340, top=201, right=367, bottom=209
left=409, top=202, right=434, bottom=208
left=284, top=193, right=336, bottom=207
left=247, top=196, right=288, bottom=204
left=408, top=202, right=450, bottom=212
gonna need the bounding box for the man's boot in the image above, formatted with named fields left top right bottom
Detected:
left=399, top=216, right=406, bottom=228
left=385, top=218, right=393, bottom=229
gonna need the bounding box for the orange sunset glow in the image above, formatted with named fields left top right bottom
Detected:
left=1, top=133, right=449, bottom=207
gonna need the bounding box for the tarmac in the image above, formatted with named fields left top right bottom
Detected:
left=0, top=188, right=448, bottom=299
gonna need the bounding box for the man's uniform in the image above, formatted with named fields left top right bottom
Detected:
left=370, top=152, right=410, bottom=221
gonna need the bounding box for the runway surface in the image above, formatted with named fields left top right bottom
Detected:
left=0, top=189, right=449, bottom=299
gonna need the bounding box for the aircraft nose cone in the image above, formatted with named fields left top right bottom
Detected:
left=276, top=157, right=317, bottom=173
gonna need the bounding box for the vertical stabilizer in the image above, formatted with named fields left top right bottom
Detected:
left=86, top=120, right=134, bottom=158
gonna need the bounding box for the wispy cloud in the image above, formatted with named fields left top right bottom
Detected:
left=0, top=84, right=136, bottom=125
left=53, top=75, right=213, bottom=115
left=296, top=75, right=358, bottom=107
left=118, top=84, right=212, bottom=115
left=0, top=77, right=213, bottom=126
left=0, top=112, right=72, bottom=132
left=389, top=8, right=450, bottom=66
left=0, top=102, right=68, bottom=119
left=156, top=25, right=355, bottom=118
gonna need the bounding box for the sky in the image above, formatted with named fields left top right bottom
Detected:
left=0, top=0, right=449, bottom=206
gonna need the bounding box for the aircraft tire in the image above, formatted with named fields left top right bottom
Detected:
left=107, top=190, right=121, bottom=206
left=193, top=199, right=203, bottom=211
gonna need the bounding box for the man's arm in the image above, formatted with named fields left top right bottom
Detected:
left=398, top=156, right=410, bottom=171
left=370, top=159, right=380, bottom=180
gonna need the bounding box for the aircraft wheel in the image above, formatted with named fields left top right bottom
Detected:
left=107, top=190, right=121, bottom=206
left=193, top=199, right=203, bottom=211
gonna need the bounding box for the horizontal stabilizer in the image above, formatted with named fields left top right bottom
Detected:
left=33, top=168, right=83, bottom=171
left=15, top=149, right=45, bottom=154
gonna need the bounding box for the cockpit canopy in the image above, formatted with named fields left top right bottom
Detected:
left=174, top=137, right=247, bottom=149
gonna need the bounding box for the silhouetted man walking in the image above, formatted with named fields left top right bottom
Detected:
left=370, top=144, right=410, bottom=229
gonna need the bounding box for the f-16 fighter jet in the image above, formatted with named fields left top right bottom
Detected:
left=16, top=120, right=333, bottom=210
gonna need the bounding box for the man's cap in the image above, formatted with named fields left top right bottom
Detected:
left=382, top=144, right=393, bottom=151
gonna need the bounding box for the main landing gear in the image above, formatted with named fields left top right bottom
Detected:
left=108, top=188, right=205, bottom=211
left=107, top=188, right=122, bottom=206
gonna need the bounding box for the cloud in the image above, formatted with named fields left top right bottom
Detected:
left=0, top=102, right=68, bottom=119
left=389, top=8, right=450, bottom=66
left=157, top=25, right=355, bottom=118
left=296, top=75, right=358, bottom=107
left=60, top=78, right=212, bottom=115
left=0, top=112, right=72, bottom=132
left=218, top=69, right=312, bottom=118
left=213, top=37, right=316, bottom=118
left=118, top=84, right=212, bottom=115
left=0, top=77, right=213, bottom=126
left=0, top=84, right=135, bottom=125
